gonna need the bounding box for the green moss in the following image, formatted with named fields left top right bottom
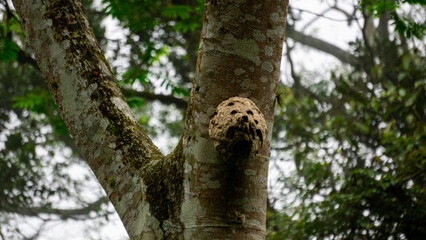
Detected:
left=45, top=0, right=164, bottom=171
left=142, top=140, right=185, bottom=228
left=44, top=1, right=185, bottom=233
left=106, top=123, right=119, bottom=135
left=108, top=176, right=115, bottom=188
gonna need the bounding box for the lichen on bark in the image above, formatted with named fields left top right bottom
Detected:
left=12, top=0, right=175, bottom=238
left=179, top=0, right=289, bottom=239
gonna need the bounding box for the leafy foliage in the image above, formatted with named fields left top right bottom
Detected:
left=0, top=39, right=18, bottom=62
left=361, top=0, right=426, bottom=39
left=0, top=0, right=113, bottom=238
left=103, top=0, right=202, bottom=97
left=268, top=5, right=425, bottom=240
left=392, top=13, right=425, bottom=39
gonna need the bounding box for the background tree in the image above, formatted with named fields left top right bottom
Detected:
left=268, top=0, right=425, bottom=239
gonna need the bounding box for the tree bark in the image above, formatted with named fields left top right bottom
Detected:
left=12, top=0, right=288, bottom=239
left=180, top=1, right=288, bottom=238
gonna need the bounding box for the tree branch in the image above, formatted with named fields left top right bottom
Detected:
left=291, top=7, right=352, bottom=22
left=1, top=197, right=109, bottom=219
left=121, top=88, right=188, bottom=110
left=300, top=7, right=333, bottom=31
left=286, top=23, right=359, bottom=66
left=285, top=40, right=324, bottom=103
left=12, top=1, right=166, bottom=238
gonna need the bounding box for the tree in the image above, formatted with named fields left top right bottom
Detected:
left=10, top=0, right=289, bottom=239
left=268, top=1, right=425, bottom=239
left=1, top=1, right=116, bottom=238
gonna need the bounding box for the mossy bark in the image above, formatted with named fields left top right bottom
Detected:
left=180, top=1, right=288, bottom=239
left=13, top=0, right=288, bottom=239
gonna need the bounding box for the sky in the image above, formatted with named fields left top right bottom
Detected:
left=11, top=0, right=363, bottom=239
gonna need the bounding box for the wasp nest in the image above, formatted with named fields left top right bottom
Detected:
left=209, top=97, right=267, bottom=155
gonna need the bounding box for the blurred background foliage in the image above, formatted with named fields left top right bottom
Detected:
left=0, top=0, right=424, bottom=239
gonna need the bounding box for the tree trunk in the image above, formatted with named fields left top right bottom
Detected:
left=12, top=0, right=288, bottom=239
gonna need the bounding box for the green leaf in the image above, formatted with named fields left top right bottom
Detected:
left=127, top=97, right=145, bottom=108
left=121, top=69, right=149, bottom=86
left=414, top=79, right=426, bottom=89
left=391, top=13, right=425, bottom=39
left=160, top=5, right=193, bottom=20
left=12, top=91, right=52, bottom=113
left=404, top=94, right=417, bottom=107
left=0, top=40, right=19, bottom=63
left=355, top=122, right=370, bottom=134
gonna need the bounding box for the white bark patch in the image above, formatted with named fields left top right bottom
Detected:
left=193, top=137, right=218, bottom=164
left=262, top=62, right=274, bottom=72
left=61, top=39, right=70, bottom=49
left=33, top=8, right=48, bottom=30
left=221, top=5, right=243, bottom=23
left=234, top=68, right=246, bottom=75
left=266, top=25, right=285, bottom=39
left=264, top=45, right=273, bottom=56
left=241, top=78, right=257, bottom=90
left=183, top=161, right=192, bottom=174
left=46, top=18, right=52, bottom=27
left=133, top=202, right=163, bottom=239
left=180, top=178, right=205, bottom=236
left=252, top=3, right=262, bottom=10
left=207, top=180, right=221, bottom=188
left=88, top=83, right=98, bottom=94
left=59, top=69, right=80, bottom=124
left=221, top=34, right=261, bottom=66
left=269, top=12, right=280, bottom=23
left=244, top=14, right=257, bottom=22
left=194, top=110, right=210, bottom=127
left=49, top=41, right=67, bottom=74
left=111, top=97, right=137, bottom=122
left=200, top=172, right=221, bottom=189
left=115, top=149, right=123, bottom=161
left=98, top=59, right=113, bottom=76
left=253, top=29, right=265, bottom=42
left=206, top=106, right=216, bottom=119
left=245, top=169, right=257, bottom=176
left=266, top=121, right=274, bottom=143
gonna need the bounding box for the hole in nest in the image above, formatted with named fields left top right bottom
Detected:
left=231, top=110, right=238, bottom=115
left=226, top=126, right=237, bottom=138
left=232, top=140, right=252, bottom=155
left=228, top=102, right=235, bottom=106
left=256, top=129, right=263, bottom=143
left=242, top=116, right=248, bottom=122
left=255, top=120, right=258, bottom=124
left=247, top=110, right=253, bottom=115
left=249, top=128, right=255, bottom=138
